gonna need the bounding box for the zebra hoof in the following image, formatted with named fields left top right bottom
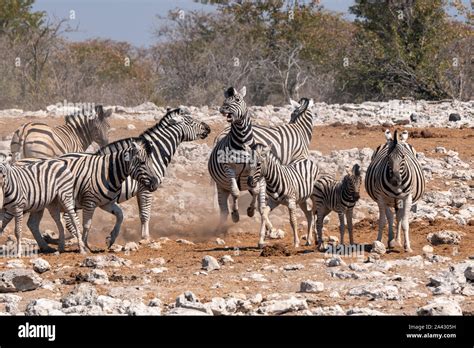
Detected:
left=231, top=211, right=240, bottom=223
left=247, top=207, right=255, bottom=217
left=388, top=239, right=399, bottom=249
left=404, top=246, right=413, bottom=253
left=40, top=246, right=57, bottom=254
left=258, top=242, right=266, bottom=249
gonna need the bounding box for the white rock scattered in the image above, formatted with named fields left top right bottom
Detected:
left=123, top=242, right=139, bottom=252
left=0, top=269, right=42, bottom=293
left=176, top=239, right=195, bottom=245
left=26, top=298, right=63, bottom=316
left=202, top=255, right=220, bottom=271
left=348, top=284, right=400, bottom=300
left=258, top=297, right=308, bottom=315
left=427, top=230, right=462, bottom=245
left=283, top=264, right=305, bottom=271
left=127, top=124, right=136, bottom=130
left=422, top=245, right=434, bottom=255
left=81, top=255, right=131, bottom=268
left=313, top=305, right=345, bottom=316
left=300, top=280, right=324, bottom=293
left=31, top=258, right=51, bottom=274
left=220, top=255, right=234, bottom=264
left=62, top=283, right=98, bottom=308
left=347, top=307, right=386, bottom=316
left=267, top=229, right=285, bottom=239
left=326, top=256, right=346, bottom=267
left=372, top=241, right=386, bottom=254
left=87, top=269, right=109, bottom=285
left=216, top=238, right=226, bottom=245
left=417, top=300, right=462, bottom=316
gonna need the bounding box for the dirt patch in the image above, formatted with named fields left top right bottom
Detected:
left=260, top=244, right=295, bottom=257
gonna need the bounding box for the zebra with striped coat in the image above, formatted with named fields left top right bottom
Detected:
left=246, top=143, right=320, bottom=248
left=208, top=87, right=315, bottom=236
left=312, top=164, right=362, bottom=249
left=0, top=158, right=86, bottom=255
left=365, top=130, right=425, bottom=252
left=94, top=108, right=211, bottom=241
left=10, top=105, right=112, bottom=160
left=18, top=141, right=159, bottom=250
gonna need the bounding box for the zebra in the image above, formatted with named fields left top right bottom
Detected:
left=43, top=108, right=210, bottom=246
left=246, top=143, right=320, bottom=248
left=311, top=164, right=362, bottom=250
left=208, top=87, right=315, bottom=237
left=10, top=105, right=112, bottom=160
left=0, top=157, right=86, bottom=256
left=93, top=108, right=211, bottom=241
left=365, top=129, right=425, bottom=252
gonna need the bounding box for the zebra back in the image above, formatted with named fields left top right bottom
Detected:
left=10, top=105, right=112, bottom=160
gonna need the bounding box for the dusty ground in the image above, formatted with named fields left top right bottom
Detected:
left=0, top=116, right=473, bottom=315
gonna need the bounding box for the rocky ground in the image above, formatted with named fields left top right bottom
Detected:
left=0, top=100, right=472, bottom=316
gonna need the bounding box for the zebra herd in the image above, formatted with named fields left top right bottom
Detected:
left=0, top=86, right=425, bottom=257
left=209, top=86, right=425, bottom=253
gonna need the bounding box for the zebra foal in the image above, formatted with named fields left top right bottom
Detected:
left=246, top=144, right=319, bottom=248
left=311, top=164, right=362, bottom=250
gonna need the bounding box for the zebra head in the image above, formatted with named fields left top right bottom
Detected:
left=220, top=87, right=247, bottom=123
left=159, top=108, right=211, bottom=140
left=245, top=143, right=271, bottom=188
left=342, top=164, right=362, bottom=202
left=386, top=130, right=406, bottom=190
left=89, top=105, right=113, bottom=147
left=126, top=141, right=160, bottom=192
left=289, top=98, right=314, bottom=124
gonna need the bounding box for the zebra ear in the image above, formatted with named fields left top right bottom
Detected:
left=384, top=129, right=392, bottom=142
left=308, top=98, right=314, bottom=109
left=401, top=130, right=408, bottom=142
left=352, top=164, right=361, bottom=176
left=289, top=99, right=300, bottom=109
left=224, top=87, right=236, bottom=98
left=238, top=86, right=246, bottom=98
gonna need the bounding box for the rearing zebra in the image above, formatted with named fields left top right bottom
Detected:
left=208, top=87, right=315, bottom=239
left=365, top=129, right=425, bottom=252
left=10, top=105, right=112, bottom=160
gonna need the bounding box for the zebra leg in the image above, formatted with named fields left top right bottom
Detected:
left=47, top=206, right=67, bottom=253
left=14, top=209, right=23, bottom=257
left=230, top=190, right=240, bottom=223
left=137, top=190, right=152, bottom=240
left=216, top=187, right=230, bottom=233
left=338, top=211, right=345, bottom=246
left=26, top=210, right=56, bottom=253
left=376, top=201, right=387, bottom=242
left=395, top=203, right=403, bottom=247
left=346, top=208, right=355, bottom=245
left=0, top=213, right=14, bottom=235
left=288, top=201, right=300, bottom=248
left=81, top=206, right=96, bottom=251
left=401, top=195, right=413, bottom=253
left=247, top=190, right=257, bottom=218
left=386, top=207, right=395, bottom=248
left=299, top=200, right=314, bottom=246
left=258, top=202, right=275, bottom=248
left=100, top=202, right=124, bottom=248
left=315, top=208, right=329, bottom=251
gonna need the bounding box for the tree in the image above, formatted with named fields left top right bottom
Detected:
left=343, top=0, right=472, bottom=101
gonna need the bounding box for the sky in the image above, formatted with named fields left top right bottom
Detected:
left=32, top=0, right=355, bottom=47
left=32, top=0, right=469, bottom=48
